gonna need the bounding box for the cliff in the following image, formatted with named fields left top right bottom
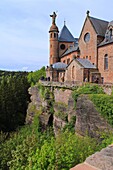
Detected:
left=26, top=82, right=113, bottom=170
left=26, top=83, right=112, bottom=138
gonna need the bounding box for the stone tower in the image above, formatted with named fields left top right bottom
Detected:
left=49, top=12, right=59, bottom=65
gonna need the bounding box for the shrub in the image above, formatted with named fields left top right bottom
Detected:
left=72, top=84, right=104, bottom=108
left=89, top=94, right=113, bottom=126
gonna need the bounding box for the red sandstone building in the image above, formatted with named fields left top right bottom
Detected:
left=46, top=11, right=113, bottom=84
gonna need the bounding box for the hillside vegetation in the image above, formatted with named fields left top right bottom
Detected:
left=0, top=67, right=113, bottom=170
left=0, top=71, right=30, bottom=132
left=1, top=81, right=113, bottom=170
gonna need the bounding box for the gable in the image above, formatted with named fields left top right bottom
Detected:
left=79, top=16, right=97, bottom=40
left=67, top=58, right=96, bottom=69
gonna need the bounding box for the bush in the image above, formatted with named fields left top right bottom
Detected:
left=89, top=94, right=113, bottom=126
left=72, top=84, right=104, bottom=108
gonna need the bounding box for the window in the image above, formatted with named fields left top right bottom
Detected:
left=54, top=33, right=56, bottom=38
left=110, top=29, right=112, bottom=39
left=67, top=58, right=70, bottom=64
left=50, top=33, right=52, bottom=38
left=89, top=56, right=91, bottom=60
left=84, top=33, right=90, bottom=42
left=104, top=54, right=108, bottom=70
left=60, top=44, right=66, bottom=50
left=86, top=56, right=88, bottom=59
left=72, top=66, right=75, bottom=79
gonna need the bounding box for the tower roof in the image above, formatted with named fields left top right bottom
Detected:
left=90, top=16, right=109, bottom=36
left=59, top=25, right=76, bottom=42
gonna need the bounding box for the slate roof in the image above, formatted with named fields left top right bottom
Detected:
left=76, top=58, right=96, bottom=69
left=61, top=44, right=79, bottom=57
left=90, top=17, right=109, bottom=36
left=59, top=25, right=76, bottom=42
left=52, top=62, right=67, bottom=70
left=98, top=38, right=113, bottom=47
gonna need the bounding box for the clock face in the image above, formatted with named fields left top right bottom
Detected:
left=84, top=33, right=90, bottom=42
left=60, top=44, right=66, bottom=50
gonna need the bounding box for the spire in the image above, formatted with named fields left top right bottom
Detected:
left=59, top=24, right=75, bottom=42
left=64, top=19, right=66, bottom=26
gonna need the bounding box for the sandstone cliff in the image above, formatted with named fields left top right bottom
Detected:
left=26, top=84, right=112, bottom=138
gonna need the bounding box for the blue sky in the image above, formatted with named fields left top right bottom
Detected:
left=0, top=0, right=113, bottom=71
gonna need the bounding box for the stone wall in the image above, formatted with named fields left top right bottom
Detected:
left=71, top=144, right=113, bottom=170
left=40, top=80, right=113, bottom=95
left=79, top=16, right=97, bottom=66
left=98, top=43, right=113, bottom=83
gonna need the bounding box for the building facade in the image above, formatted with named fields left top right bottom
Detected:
left=46, top=11, right=113, bottom=84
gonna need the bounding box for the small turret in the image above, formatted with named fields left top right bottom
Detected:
left=49, top=12, right=59, bottom=65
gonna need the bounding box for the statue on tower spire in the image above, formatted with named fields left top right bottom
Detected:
left=50, top=12, right=57, bottom=25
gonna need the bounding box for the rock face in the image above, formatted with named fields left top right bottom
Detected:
left=26, top=85, right=112, bottom=137
left=26, top=86, right=42, bottom=124
left=26, top=86, right=53, bottom=130
left=75, top=95, right=112, bottom=138
left=26, top=85, right=76, bottom=133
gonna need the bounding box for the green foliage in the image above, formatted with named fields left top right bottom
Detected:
left=0, top=72, right=30, bottom=132
left=72, top=84, right=104, bottom=108
left=63, top=116, right=76, bottom=133
left=1, top=117, right=113, bottom=170
left=27, top=66, right=46, bottom=86
left=89, top=94, right=113, bottom=126
left=37, top=83, right=55, bottom=114
left=0, top=113, right=40, bottom=170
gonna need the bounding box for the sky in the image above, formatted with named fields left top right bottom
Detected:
left=0, top=0, right=113, bottom=71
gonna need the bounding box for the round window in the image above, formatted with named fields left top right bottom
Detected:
left=60, top=44, right=65, bottom=50
left=84, top=33, right=90, bottom=42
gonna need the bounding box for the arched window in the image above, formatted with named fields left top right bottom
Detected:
left=89, top=56, right=91, bottom=60
left=110, top=29, right=112, bottom=39
left=72, top=66, right=75, bottom=79
left=104, top=54, right=108, bottom=70
left=54, top=33, right=56, bottom=38
left=50, top=33, right=52, bottom=38
left=67, top=58, right=70, bottom=64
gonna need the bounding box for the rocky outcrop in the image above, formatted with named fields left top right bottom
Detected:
left=26, top=85, right=76, bottom=133
left=71, top=144, right=113, bottom=170
left=75, top=95, right=112, bottom=138
left=26, top=85, right=112, bottom=137
left=26, top=86, right=42, bottom=124
left=26, top=86, right=53, bottom=130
